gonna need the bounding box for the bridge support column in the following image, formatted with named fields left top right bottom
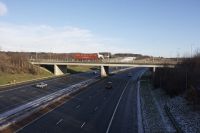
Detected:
left=101, top=65, right=109, bottom=77
left=153, top=67, right=156, bottom=73
left=152, top=67, right=156, bottom=81
left=54, top=65, right=68, bottom=75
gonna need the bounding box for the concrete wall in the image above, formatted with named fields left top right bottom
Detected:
left=40, top=64, right=68, bottom=75
left=54, top=65, right=68, bottom=75
left=101, top=65, right=109, bottom=77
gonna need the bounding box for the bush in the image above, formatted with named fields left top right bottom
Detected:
left=154, top=52, right=200, bottom=98
left=0, top=52, right=40, bottom=74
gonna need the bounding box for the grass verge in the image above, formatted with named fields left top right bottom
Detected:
left=0, top=71, right=52, bottom=85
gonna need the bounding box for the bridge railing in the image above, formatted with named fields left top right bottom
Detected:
left=29, top=58, right=180, bottom=65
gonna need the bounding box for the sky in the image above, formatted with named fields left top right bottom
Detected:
left=0, top=0, right=200, bottom=57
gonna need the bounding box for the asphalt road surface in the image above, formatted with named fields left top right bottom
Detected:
left=17, top=67, right=146, bottom=133
left=0, top=72, right=97, bottom=114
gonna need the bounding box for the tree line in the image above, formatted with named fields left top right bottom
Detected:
left=0, top=52, right=38, bottom=74
left=153, top=51, right=200, bottom=109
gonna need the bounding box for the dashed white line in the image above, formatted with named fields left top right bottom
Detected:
left=76, top=105, right=81, bottom=109
left=81, top=122, right=86, bottom=128
left=56, top=119, right=63, bottom=125
left=106, top=80, right=131, bottom=133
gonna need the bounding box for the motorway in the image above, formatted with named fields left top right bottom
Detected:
left=17, top=68, right=146, bottom=133
left=0, top=72, right=97, bottom=114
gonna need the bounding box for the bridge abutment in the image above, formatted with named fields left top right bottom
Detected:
left=54, top=65, right=68, bottom=75
left=101, top=65, right=109, bottom=77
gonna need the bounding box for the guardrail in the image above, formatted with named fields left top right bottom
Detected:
left=0, top=78, right=99, bottom=131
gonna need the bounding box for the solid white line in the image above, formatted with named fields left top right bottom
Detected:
left=0, top=84, right=33, bottom=93
left=15, top=78, right=98, bottom=133
left=56, top=119, right=63, bottom=125
left=15, top=101, right=66, bottom=133
left=106, top=80, right=131, bottom=133
left=81, top=122, right=86, bottom=128
left=137, top=81, right=144, bottom=133
left=137, top=69, right=147, bottom=133
left=0, top=75, right=69, bottom=93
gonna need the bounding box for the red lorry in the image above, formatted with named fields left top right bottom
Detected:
left=66, top=53, right=104, bottom=61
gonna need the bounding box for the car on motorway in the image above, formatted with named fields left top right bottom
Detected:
left=128, top=72, right=132, bottom=77
left=105, top=81, right=112, bottom=89
left=35, top=82, right=48, bottom=88
left=93, top=71, right=97, bottom=75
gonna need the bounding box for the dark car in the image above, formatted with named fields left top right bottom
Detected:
left=105, top=81, right=112, bottom=89
left=128, top=72, right=132, bottom=77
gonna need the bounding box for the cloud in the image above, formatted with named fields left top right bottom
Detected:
left=0, top=2, right=7, bottom=16
left=0, top=23, right=125, bottom=53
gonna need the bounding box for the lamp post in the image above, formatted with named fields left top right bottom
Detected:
left=35, top=52, right=38, bottom=60
left=176, top=48, right=180, bottom=63
left=191, top=44, right=195, bottom=58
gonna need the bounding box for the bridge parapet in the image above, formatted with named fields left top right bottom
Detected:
left=29, top=59, right=179, bottom=66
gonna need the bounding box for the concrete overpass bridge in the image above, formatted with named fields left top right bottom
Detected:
left=30, top=59, right=177, bottom=77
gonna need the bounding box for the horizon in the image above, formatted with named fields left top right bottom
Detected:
left=0, top=50, right=188, bottom=58
left=0, top=0, right=200, bottom=57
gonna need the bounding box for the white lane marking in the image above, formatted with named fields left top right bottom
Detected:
left=15, top=100, right=67, bottom=133
left=0, top=75, right=68, bottom=93
left=81, top=122, right=86, bottom=128
left=76, top=105, right=81, bottom=109
left=0, top=84, right=34, bottom=93
left=106, top=80, right=131, bottom=133
left=94, top=107, right=98, bottom=111
left=137, top=81, right=144, bottom=133
left=15, top=79, right=95, bottom=133
left=56, top=119, right=63, bottom=125
left=137, top=69, right=147, bottom=133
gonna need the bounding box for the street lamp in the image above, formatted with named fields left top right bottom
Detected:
left=191, top=44, right=195, bottom=58
left=176, top=48, right=180, bottom=62
left=35, top=52, right=38, bottom=60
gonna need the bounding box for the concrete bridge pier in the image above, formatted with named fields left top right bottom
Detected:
left=101, top=65, right=109, bottom=77
left=54, top=65, right=68, bottom=75
left=152, top=67, right=156, bottom=80
left=153, top=67, right=156, bottom=73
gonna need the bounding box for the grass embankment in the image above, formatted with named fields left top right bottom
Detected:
left=0, top=66, right=98, bottom=86
left=0, top=70, right=52, bottom=85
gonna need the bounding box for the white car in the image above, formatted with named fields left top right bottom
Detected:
left=35, top=82, right=48, bottom=88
